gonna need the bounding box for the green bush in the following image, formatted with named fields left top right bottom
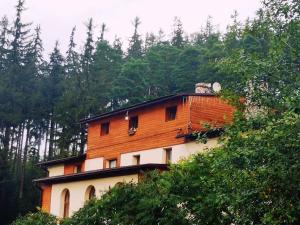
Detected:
left=11, top=210, right=57, bottom=225
left=62, top=112, right=300, bottom=225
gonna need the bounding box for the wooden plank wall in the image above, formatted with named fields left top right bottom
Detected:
left=41, top=185, right=52, bottom=213
left=86, top=95, right=235, bottom=166
left=87, top=98, right=190, bottom=164
left=189, top=96, right=235, bottom=130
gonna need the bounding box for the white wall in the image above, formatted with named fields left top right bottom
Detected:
left=172, top=138, right=219, bottom=163
left=50, top=174, right=138, bottom=217
left=48, top=165, right=64, bottom=177
left=120, top=138, right=219, bottom=166
left=121, top=148, right=164, bottom=166
left=84, top=157, right=104, bottom=171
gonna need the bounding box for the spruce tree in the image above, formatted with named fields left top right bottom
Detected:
left=171, top=17, right=185, bottom=48
left=127, top=17, right=143, bottom=59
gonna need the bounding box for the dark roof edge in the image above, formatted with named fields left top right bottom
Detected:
left=37, top=154, right=86, bottom=167
left=80, top=93, right=215, bottom=124
left=33, top=164, right=168, bottom=185
left=176, top=128, right=225, bottom=139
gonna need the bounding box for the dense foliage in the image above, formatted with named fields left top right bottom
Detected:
left=11, top=211, right=57, bottom=225
left=1, top=0, right=300, bottom=224
left=61, top=112, right=300, bottom=225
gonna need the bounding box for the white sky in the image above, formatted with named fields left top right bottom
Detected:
left=0, top=0, right=262, bottom=55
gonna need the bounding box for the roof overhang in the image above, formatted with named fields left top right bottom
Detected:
left=37, top=154, right=87, bottom=167
left=80, top=93, right=215, bottom=124
left=33, top=163, right=168, bottom=185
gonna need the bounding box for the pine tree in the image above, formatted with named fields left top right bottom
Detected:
left=171, top=17, right=185, bottom=48
left=127, top=17, right=143, bottom=59
left=46, top=41, right=65, bottom=159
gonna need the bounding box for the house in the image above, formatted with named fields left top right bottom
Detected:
left=34, top=86, right=235, bottom=218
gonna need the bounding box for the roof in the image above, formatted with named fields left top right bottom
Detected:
left=33, top=164, right=168, bottom=185
left=80, top=93, right=215, bottom=124
left=37, top=154, right=86, bottom=167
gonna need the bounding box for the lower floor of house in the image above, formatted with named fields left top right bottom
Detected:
left=35, top=138, right=219, bottom=218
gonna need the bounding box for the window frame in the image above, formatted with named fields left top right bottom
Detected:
left=129, top=116, right=139, bottom=130
left=100, top=122, right=110, bottom=136
left=164, top=148, right=172, bottom=164
left=108, top=159, right=117, bottom=168
left=133, top=155, right=141, bottom=165
left=62, top=189, right=70, bottom=218
left=165, top=106, right=177, bottom=121
left=73, top=164, right=82, bottom=173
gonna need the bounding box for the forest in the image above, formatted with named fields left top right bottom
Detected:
left=1, top=0, right=300, bottom=224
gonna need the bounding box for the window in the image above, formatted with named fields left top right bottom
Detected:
left=108, top=159, right=117, bottom=168
left=74, top=164, right=82, bottom=173
left=101, top=122, right=110, bottom=136
left=85, top=185, right=96, bottom=201
left=133, top=155, right=140, bottom=165
left=166, top=106, right=177, bottom=121
left=61, top=189, right=70, bottom=218
left=165, top=148, right=172, bottom=164
left=129, top=116, right=138, bottom=129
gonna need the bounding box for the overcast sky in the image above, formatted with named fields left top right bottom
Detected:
left=0, top=0, right=262, bottom=55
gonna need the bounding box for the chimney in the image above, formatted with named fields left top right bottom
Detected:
left=195, top=83, right=212, bottom=94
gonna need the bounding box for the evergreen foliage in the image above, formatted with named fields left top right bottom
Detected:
left=0, top=0, right=299, bottom=224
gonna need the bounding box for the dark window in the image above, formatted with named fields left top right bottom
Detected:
left=166, top=106, right=177, bottom=121
left=74, top=164, right=82, bottom=173
left=88, top=186, right=96, bottom=200
left=133, top=155, right=140, bottom=165
left=63, top=190, right=70, bottom=218
left=108, top=159, right=117, bottom=168
left=129, top=116, right=138, bottom=129
left=165, top=148, right=172, bottom=164
left=101, top=122, right=110, bottom=136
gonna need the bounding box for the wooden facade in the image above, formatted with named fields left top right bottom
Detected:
left=87, top=95, right=234, bottom=167
left=41, top=185, right=52, bottom=213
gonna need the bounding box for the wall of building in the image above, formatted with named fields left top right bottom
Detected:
left=41, top=184, right=52, bottom=213
left=87, top=97, right=190, bottom=164
left=85, top=157, right=104, bottom=171
left=120, top=138, right=219, bottom=166
left=171, top=138, right=219, bottom=163
left=48, top=165, right=64, bottom=177
left=189, top=96, right=235, bottom=130
left=50, top=174, right=139, bottom=217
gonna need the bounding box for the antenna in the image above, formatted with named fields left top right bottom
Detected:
left=212, top=82, right=222, bottom=93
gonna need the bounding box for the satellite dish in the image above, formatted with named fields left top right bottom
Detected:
left=212, top=82, right=222, bottom=93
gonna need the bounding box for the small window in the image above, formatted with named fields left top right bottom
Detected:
left=165, top=148, right=172, bottom=164
left=108, top=159, right=117, bottom=168
left=74, top=164, right=82, bottom=173
left=133, top=155, right=140, bottom=165
left=129, top=116, right=138, bottom=129
left=166, top=106, right=177, bottom=121
left=85, top=186, right=96, bottom=201
left=101, top=122, right=110, bottom=136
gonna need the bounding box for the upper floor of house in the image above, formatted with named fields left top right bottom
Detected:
left=83, top=93, right=234, bottom=160
left=39, top=89, right=235, bottom=178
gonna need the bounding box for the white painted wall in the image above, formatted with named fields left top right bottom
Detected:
left=121, top=148, right=164, bottom=166
left=171, top=138, right=219, bottom=163
left=50, top=174, right=138, bottom=217
left=120, top=139, right=219, bottom=166
left=48, top=165, right=64, bottom=177
left=84, top=157, right=104, bottom=171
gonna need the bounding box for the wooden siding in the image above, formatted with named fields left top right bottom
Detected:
left=87, top=98, right=190, bottom=163
left=64, top=161, right=85, bottom=175
left=86, top=96, right=235, bottom=164
left=41, top=184, right=52, bottom=213
left=189, top=96, right=235, bottom=130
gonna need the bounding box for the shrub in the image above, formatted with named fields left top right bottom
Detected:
left=11, top=210, right=57, bottom=225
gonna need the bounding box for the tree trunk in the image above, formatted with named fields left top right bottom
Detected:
left=19, top=122, right=30, bottom=199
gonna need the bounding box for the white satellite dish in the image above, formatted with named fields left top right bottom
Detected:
left=212, top=82, right=222, bottom=93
